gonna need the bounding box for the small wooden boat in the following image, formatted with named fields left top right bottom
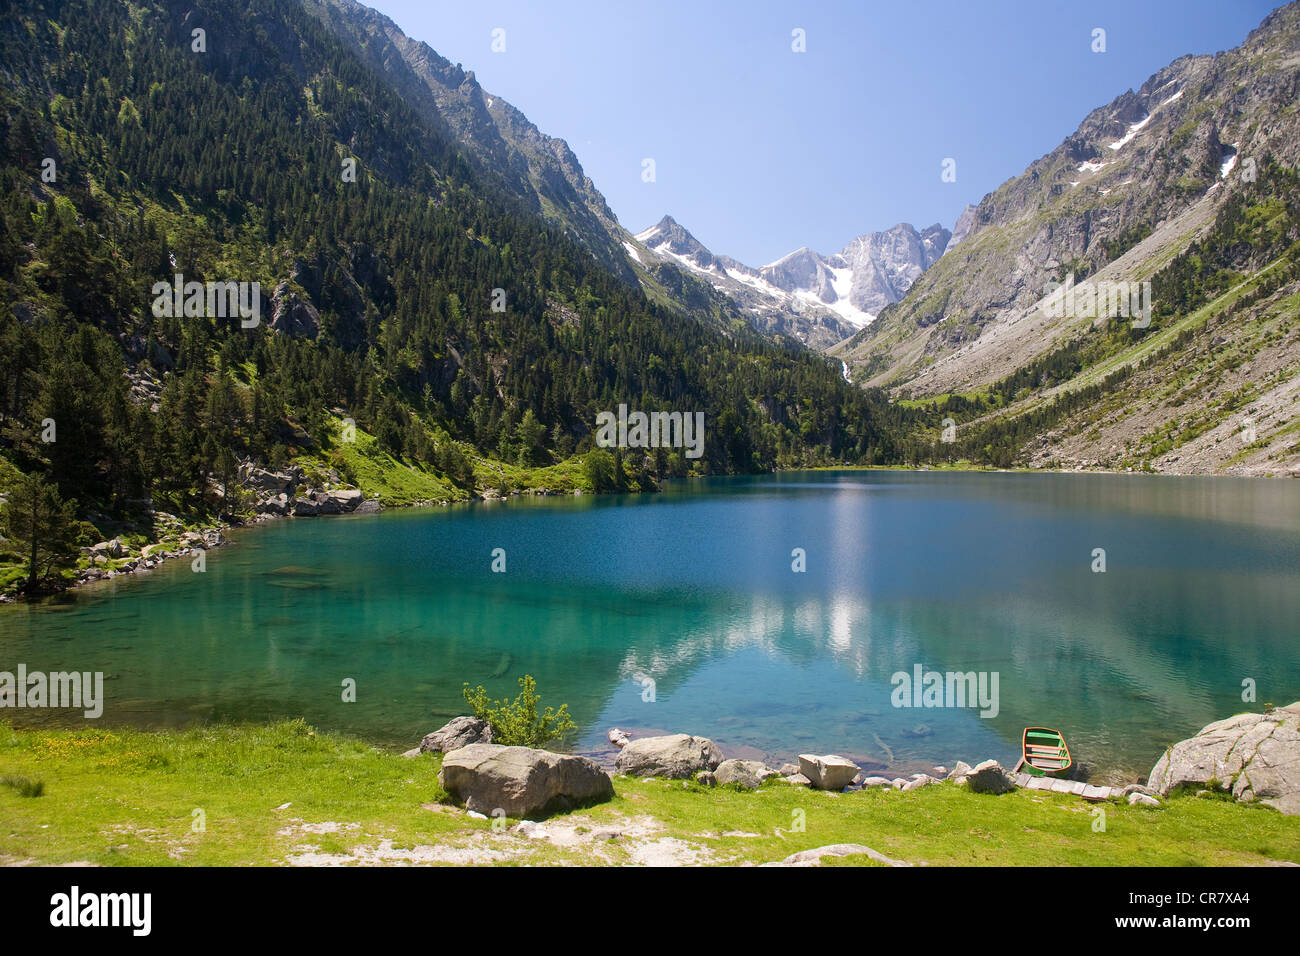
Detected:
left=1017, top=727, right=1072, bottom=777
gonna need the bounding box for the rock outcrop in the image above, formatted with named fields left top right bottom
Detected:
left=1148, top=702, right=1300, bottom=814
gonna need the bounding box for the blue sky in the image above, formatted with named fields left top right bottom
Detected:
left=367, top=0, right=1280, bottom=266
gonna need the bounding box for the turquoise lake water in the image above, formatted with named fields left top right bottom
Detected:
left=3, top=470, right=1299, bottom=781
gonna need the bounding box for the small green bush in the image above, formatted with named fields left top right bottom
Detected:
left=462, top=675, right=577, bottom=748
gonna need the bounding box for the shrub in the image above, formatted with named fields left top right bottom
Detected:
left=461, top=675, right=577, bottom=748
left=0, top=773, right=45, bottom=797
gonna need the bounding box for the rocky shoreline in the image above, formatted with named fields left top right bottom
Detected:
left=408, top=705, right=1300, bottom=820
left=35, top=460, right=583, bottom=598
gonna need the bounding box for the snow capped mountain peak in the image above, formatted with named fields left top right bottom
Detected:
left=634, top=215, right=726, bottom=273
left=629, top=214, right=959, bottom=342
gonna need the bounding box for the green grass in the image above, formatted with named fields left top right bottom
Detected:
left=1, top=720, right=1295, bottom=866
left=294, top=416, right=594, bottom=507
left=294, top=427, right=462, bottom=508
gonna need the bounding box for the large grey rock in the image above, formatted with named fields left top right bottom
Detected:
left=323, top=489, right=363, bottom=513
left=1148, top=702, right=1300, bottom=814
left=965, top=760, right=1017, bottom=795
left=437, top=744, right=613, bottom=817
left=257, top=493, right=291, bottom=516
left=614, top=734, right=723, bottom=779
left=419, top=716, right=494, bottom=754
left=292, top=496, right=320, bottom=517
left=946, top=760, right=973, bottom=781
left=269, top=281, right=320, bottom=338
left=797, top=754, right=860, bottom=791
left=243, top=467, right=295, bottom=493
left=714, top=759, right=775, bottom=790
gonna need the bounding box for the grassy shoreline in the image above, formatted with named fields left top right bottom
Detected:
left=2, top=720, right=1296, bottom=867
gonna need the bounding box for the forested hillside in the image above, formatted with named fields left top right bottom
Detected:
left=0, top=0, right=907, bottom=592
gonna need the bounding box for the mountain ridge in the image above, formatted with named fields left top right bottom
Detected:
left=630, top=214, right=953, bottom=340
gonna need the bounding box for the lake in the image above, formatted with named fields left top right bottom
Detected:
left=3, top=470, right=1299, bottom=783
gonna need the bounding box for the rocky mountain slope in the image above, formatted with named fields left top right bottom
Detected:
left=835, top=1, right=1300, bottom=477
left=837, top=4, right=1300, bottom=389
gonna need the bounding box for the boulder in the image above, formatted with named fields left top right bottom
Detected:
left=257, top=493, right=291, bottom=516
left=946, top=760, right=973, bottom=782
left=243, top=467, right=295, bottom=493
left=323, top=489, right=363, bottom=513
left=797, top=753, right=860, bottom=791
left=606, top=727, right=630, bottom=749
left=1148, top=702, right=1300, bottom=814
left=861, top=776, right=894, bottom=787
left=419, top=716, right=494, bottom=754
left=292, top=497, right=320, bottom=517
left=437, top=744, right=613, bottom=817
left=696, top=771, right=717, bottom=787
left=1128, top=792, right=1161, bottom=807
left=614, top=734, right=724, bottom=779
left=714, top=759, right=775, bottom=790
left=965, top=760, right=1017, bottom=795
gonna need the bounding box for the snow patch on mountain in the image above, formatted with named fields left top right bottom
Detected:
left=631, top=215, right=960, bottom=336
left=1109, top=114, right=1153, bottom=150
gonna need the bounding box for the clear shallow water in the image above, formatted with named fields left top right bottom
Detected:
left=3, top=471, right=1299, bottom=781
